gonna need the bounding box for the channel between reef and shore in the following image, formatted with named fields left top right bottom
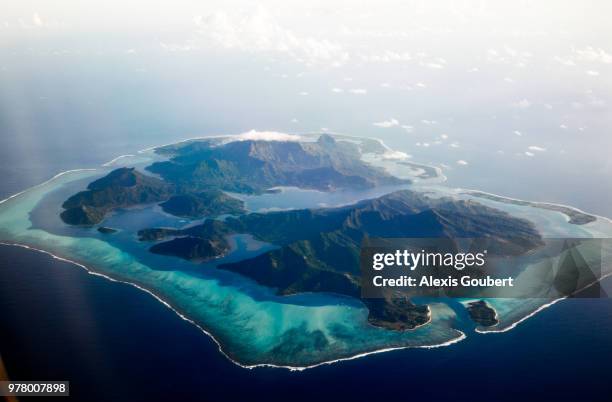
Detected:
left=0, top=132, right=608, bottom=370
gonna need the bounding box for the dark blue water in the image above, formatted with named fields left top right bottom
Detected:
left=1, top=125, right=611, bottom=401
left=2, top=244, right=612, bottom=402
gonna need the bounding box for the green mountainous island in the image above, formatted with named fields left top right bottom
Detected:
left=59, top=134, right=543, bottom=331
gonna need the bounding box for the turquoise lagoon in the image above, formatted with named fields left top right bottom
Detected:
left=1, top=140, right=611, bottom=369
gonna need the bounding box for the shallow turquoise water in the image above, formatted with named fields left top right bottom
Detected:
left=0, top=168, right=466, bottom=368
left=1, top=150, right=611, bottom=368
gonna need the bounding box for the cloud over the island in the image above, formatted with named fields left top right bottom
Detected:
left=456, top=160, right=468, bottom=166
left=229, top=130, right=301, bottom=143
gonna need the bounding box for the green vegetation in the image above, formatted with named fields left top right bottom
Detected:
left=61, top=168, right=173, bottom=225
left=160, top=190, right=244, bottom=218
left=146, top=134, right=407, bottom=194
left=466, top=300, right=499, bottom=327
left=59, top=136, right=544, bottom=330
left=143, top=189, right=543, bottom=329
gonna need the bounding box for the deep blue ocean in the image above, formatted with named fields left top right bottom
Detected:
left=1, top=144, right=612, bottom=402
left=2, top=245, right=612, bottom=402
left=1, top=45, right=612, bottom=400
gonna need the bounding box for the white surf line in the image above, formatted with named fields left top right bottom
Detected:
left=442, top=187, right=612, bottom=334
left=2, top=134, right=609, bottom=368
left=102, top=154, right=135, bottom=167
left=0, top=240, right=467, bottom=372
left=137, top=136, right=215, bottom=154
left=463, top=189, right=612, bottom=225
left=476, top=271, right=612, bottom=334
left=0, top=169, right=98, bottom=206
left=0, top=163, right=464, bottom=371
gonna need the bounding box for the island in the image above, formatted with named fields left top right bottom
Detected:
left=138, top=220, right=232, bottom=261
left=60, top=167, right=173, bottom=225
left=159, top=190, right=245, bottom=218
left=1, top=132, right=609, bottom=368
left=58, top=135, right=545, bottom=331
left=465, top=300, right=499, bottom=327
left=138, top=188, right=543, bottom=329
left=60, top=135, right=406, bottom=225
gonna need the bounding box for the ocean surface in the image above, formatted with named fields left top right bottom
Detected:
left=1, top=40, right=612, bottom=400
left=0, top=139, right=611, bottom=401
left=2, top=245, right=612, bottom=401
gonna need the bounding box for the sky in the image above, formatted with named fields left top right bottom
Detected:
left=0, top=1, right=611, bottom=214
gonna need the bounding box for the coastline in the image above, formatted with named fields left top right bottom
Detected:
left=0, top=133, right=610, bottom=370
left=0, top=241, right=467, bottom=372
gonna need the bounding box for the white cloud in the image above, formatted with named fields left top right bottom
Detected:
left=15, top=12, right=59, bottom=29
left=554, top=47, right=611, bottom=68
left=513, top=130, right=523, bottom=136
left=229, top=130, right=301, bottom=143
left=554, top=56, right=576, bottom=66
left=194, top=7, right=349, bottom=66
left=440, top=134, right=449, bottom=140
left=349, top=88, right=367, bottom=94
left=527, top=145, right=546, bottom=152
left=586, top=70, right=600, bottom=76
left=421, top=119, right=437, bottom=125
left=298, top=91, right=309, bottom=96
left=361, top=51, right=412, bottom=63
left=486, top=47, right=531, bottom=67
left=331, top=87, right=343, bottom=93
left=401, top=125, right=414, bottom=133
left=513, top=99, right=531, bottom=109
left=524, top=151, right=535, bottom=157
left=373, top=118, right=399, bottom=128
left=575, top=47, right=612, bottom=64
left=421, top=61, right=444, bottom=69
left=456, top=160, right=468, bottom=165
left=32, top=13, right=43, bottom=27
